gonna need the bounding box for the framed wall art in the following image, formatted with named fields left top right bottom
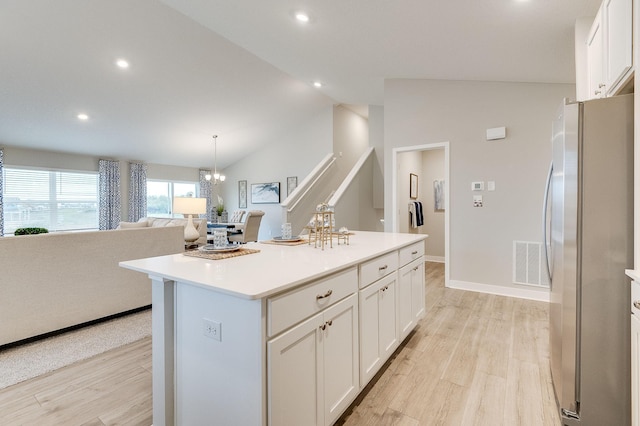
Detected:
left=287, top=176, right=298, bottom=197
left=251, top=182, right=280, bottom=204
left=434, top=179, right=445, bottom=211
left=238, top=180, right=247, bottom=208
left=410, top=173, right=418, bottom=200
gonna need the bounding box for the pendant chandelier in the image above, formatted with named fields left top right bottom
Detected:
left=205, top=135, right=225, bottom=184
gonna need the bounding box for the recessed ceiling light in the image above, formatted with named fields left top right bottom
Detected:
left=116, top=59, right=129, bottom=69
left=295, top=12, right=310, bottom=22
left=77, top=113, right=89, bottom=121
left=313, top=81, right=323, bottom=88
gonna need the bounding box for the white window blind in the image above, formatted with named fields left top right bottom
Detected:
left=3, top=167, right=99, bottom=233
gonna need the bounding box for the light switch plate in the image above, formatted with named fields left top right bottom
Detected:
left=471, top=181, right=484, bottom=191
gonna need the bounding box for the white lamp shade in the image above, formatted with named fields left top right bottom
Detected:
left=173, top=197, right=207, bottom=215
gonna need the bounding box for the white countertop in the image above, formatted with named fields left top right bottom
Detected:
left=120, top=231, right=427, bottom=300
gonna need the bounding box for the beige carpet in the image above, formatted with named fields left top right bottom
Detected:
left=0, top=310, right=151, bottom=390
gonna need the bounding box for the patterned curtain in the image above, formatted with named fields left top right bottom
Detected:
left=199, top=169, right=212, bottom=222
left=128, top=162, right=147, bottom=222
left=98, top=159, right=121, bottom=230
left=0, top=148, right=4, bottom=237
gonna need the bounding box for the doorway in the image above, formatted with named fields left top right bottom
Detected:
left=391, top=142, right=450, bottom=287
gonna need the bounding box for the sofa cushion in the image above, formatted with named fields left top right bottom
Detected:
left=118, top=221, right=148, bottom=229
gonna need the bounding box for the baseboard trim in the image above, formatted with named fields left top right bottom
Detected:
left=425, top=255, right=445, bottom=263
left=448, top=279, right=550, bottom=302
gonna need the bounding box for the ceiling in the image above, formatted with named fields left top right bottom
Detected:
left=0, top=0, right=600, bottom=169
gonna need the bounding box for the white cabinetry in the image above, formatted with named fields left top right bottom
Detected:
left=632, top=313, right=640, bottom=426
left=585, top=0, right=633, bottom=99
left=587, top=7, right=605, bottom=99
left=632, top=280, right=640, bottom=426
left=604, top=0, right=633, bottom=93
left=359, top=272, right=398, bottom=386
left=399, top=258, right=426, bottom=340
left=268, top=273, right=359, bottom=426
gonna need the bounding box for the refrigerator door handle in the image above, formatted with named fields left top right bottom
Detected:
left=542, top=161, right=553, bottom=284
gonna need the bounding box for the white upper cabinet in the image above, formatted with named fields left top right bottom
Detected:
left=605, top=0, right=633, bottom=94
left=583, top=0, right=634, bottom=100
left=587, top=7, right=605, bottom=99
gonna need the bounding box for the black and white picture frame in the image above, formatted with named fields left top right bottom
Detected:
left=238, top=180, right=247, bottom=208
left=251, top=182, right=280, bottom=204
left=287, top=176, right=298, bottom=197
left=410, top=173, right=418, bottom=200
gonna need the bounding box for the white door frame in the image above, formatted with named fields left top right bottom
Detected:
left=391, top=142, right=450, bottom=287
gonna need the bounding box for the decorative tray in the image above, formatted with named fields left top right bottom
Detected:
left=199, top=244, right=241, bottom=253
left=272, top=236, right=303, bottom=242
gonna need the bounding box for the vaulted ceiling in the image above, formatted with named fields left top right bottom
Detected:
left=0, top=0, right=600, bottom=168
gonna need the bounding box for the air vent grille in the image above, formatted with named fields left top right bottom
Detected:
left=513, top=241, right=549, bottom=288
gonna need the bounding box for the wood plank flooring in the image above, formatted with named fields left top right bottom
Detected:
left=337, top=262, right=560, bottom=426
left=0, top=262, right=559, bottom=425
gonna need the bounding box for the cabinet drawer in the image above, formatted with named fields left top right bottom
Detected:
left=268, top=267, right=357, bottom=337
left=360, top=251, right=398, bottom=289
left=632, top=280, right=640, bottom=316
left=399, top=242, right=424, bottom=267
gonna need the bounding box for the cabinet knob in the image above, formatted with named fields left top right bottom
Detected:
left=316, top=289, right=333, bottom=300
left=411, top=251, right=418, bottom=255
left=594, top=90, right=601, bottom=95
left=598, top=83, right=606, bottom=88
left=379, top=265, right=388, bottom=271
left=633, top=300, right=640, bottom=310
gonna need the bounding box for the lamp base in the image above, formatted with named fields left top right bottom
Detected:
left=183, top=215, right=200, bottom=245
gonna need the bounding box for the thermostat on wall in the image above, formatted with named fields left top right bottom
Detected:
left=471, top=181, right=484, bottom=191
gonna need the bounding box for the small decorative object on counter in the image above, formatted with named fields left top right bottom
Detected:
left=213, top=229, right=227, bottom=248
left=281, top=223, right=292, bottom=240
left=337, top=227, right=350, bottom=245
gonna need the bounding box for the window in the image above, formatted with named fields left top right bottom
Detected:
left=3, top=167, right=99, bottom=234
left=147, top=180, right=198, bottom=218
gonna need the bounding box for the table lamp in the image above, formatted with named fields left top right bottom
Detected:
left=173, top=197, right=207, bottom=246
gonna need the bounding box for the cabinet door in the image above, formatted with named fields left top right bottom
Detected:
left=632, top=314, right=640, bottom=426
left=268, top=312, right=324, bottom=426
left=398, top=263, right=415, bottom=340
left=587, top=8, right=605, bottom=99
left=605, top=0, right=633, bottom=92
left=411, top=261, right=425, bottom=321
left=322, top=293, right=359, bottom=426
left=359, top=273, right=398, bottom=386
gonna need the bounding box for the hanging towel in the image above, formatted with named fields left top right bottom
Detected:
left=409, top=201, right=424, bottom=228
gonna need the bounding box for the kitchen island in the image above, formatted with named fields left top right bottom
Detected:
left=120, top=231, right=427, bottom=426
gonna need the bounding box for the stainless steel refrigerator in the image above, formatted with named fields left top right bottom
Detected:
left=543, top=94, right=633, bottom=425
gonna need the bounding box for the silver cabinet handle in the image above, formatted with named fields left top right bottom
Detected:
left=316, top=289, right=333, bottom=300
left=411, top=251, right=418, bottom=255
left=378, top=265, right=388, bottom=271
left=595, top=90, right=601, bottom=95
left=598, top=83, right=606, bottom=88
left=633, top=300, right=640, bottom=310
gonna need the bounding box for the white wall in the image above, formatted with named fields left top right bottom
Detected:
left=220, top=107, right=333, bottom=239
left=384, top=79, right=574, bottom=296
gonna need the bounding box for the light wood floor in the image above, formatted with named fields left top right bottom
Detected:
left=0, top=262, right=559, bottom=425
left=337, top=262, right=560, bottom=426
